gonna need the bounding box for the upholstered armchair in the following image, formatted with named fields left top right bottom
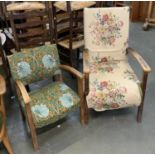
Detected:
left=7, top=44, right=87, bottom=150
left=0, top=75, right=13, bottom=154
left=83, top=7, right=151, bottom=123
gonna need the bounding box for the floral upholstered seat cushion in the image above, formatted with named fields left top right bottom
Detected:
left=8, top=44, right=61, bottom=85
left=24, top=82, right=80, bottom=128
left=86, top=58, right=142, bottom=111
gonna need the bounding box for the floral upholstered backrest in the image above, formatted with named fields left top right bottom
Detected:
left=84, top=7, right=129, bottom=55
left=8, top=44, right=61, bottom=85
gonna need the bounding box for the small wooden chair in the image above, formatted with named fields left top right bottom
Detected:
left=52, top=1, right=96, bottom=68
left=7, top=44, right=87, bottom=150
left=0, top=75, right=13, bottom=154
left=7, top=2, right=53, bottom=51
left=83, top=7, right=151, bottom=123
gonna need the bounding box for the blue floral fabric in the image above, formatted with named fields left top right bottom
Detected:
left=24, top=82, right=80, bottom=128
left=8, top=44, right=61, bottom=85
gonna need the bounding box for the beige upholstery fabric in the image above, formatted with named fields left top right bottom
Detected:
left=84, top=7, right=129, bottom=53
left=84, top=7, right=142, bottom=111
left=86, top=55, right=142, bottom=111
left=7, top=2, right=45, bottom=11
left=54, top=1, right=96, bottom=11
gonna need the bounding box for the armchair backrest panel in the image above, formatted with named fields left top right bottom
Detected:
left=8, top=44, right=61, bottom=85
left=84, top=7, right=129, bottom=56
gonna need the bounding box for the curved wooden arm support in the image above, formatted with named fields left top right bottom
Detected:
left=59, top=64, right=83, bottom=79
left=0, top=75, right=6, bottom=95
left=15, top=80, right=31, bottom=104
left=59, top=64, right=84, bottom=98
left=127, top=47, right=151, bottom=73
left=127, top=48, right=151, bottom=122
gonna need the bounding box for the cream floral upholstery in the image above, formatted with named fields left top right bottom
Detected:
left=86, top=53, right=142, bottom=111
left=84, top=7, right=129, bottom=55
left=84, top=7, right=142, bottom=111
left=23, top=82, right=80, bottom=128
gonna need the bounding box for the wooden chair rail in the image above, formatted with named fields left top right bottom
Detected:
left=9, top=10, right=48, bottom=19
left=15, top=18, right=49, bottom=29
left=57, top=17, right=83, bottom=25
left=19, top=37, right=49, bottom=48
left=17, top=29, right=49, bottom=39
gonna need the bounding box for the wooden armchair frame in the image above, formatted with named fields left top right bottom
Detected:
left=15, top=64, right=87, bottom=150
left=83, top=47, right=151, bottom=123
left=0, top=75, right=13, bottom=154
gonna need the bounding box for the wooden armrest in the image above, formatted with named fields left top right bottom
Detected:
left=127, top=47, right=151, bottom=73
left=0, top=75, right=6, bottom=95
left=59, top=64, right=83, bottom=80
left=16, top=80, right=30, bottom=104
left=83, top=49, right=90, bottom=74
left=59, top=64, right=84, bottom=97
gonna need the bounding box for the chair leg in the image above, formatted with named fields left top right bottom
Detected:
left=27, top=118, right=39, bottom=150
left=137, top=72, right=149, bottom=123
left=80, top=97, right=88, bottom=125
left=137, top=103, right=144, bottom=123
left=26, top=108, right=39, bottom=150
left=2, top=132, right=13, bottom=154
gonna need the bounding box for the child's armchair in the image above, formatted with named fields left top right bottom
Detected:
left=7, top=44, right=87, bottom=150
left=83, top=7, right=151, bottom=123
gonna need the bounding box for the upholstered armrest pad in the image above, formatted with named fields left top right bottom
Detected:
left=59, top=65, right=83, bottom=80
left=127, top=47, right=151, bottom=73
left=0, top=75, right=6, bottom=95
left=83, top=49, right=90, bottom=74
left=16, top=80, right=31, bottom=104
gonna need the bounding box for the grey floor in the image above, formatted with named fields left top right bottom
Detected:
left=1, top=22, right=155, bottom=153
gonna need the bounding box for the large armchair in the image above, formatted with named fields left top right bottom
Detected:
left=7, top=44, right=87, bottom=150
left=83, top=7, right=151, bottom=123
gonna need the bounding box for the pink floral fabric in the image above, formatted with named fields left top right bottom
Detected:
left=84, top=7, right=129, bottom=52
left=84, top=7, right=141, bottom=111
left=86, top=60, right=142, bottom=111
left=89, top=12, right=124, bottom=46
left=88, top=55, right=120, bottom=74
